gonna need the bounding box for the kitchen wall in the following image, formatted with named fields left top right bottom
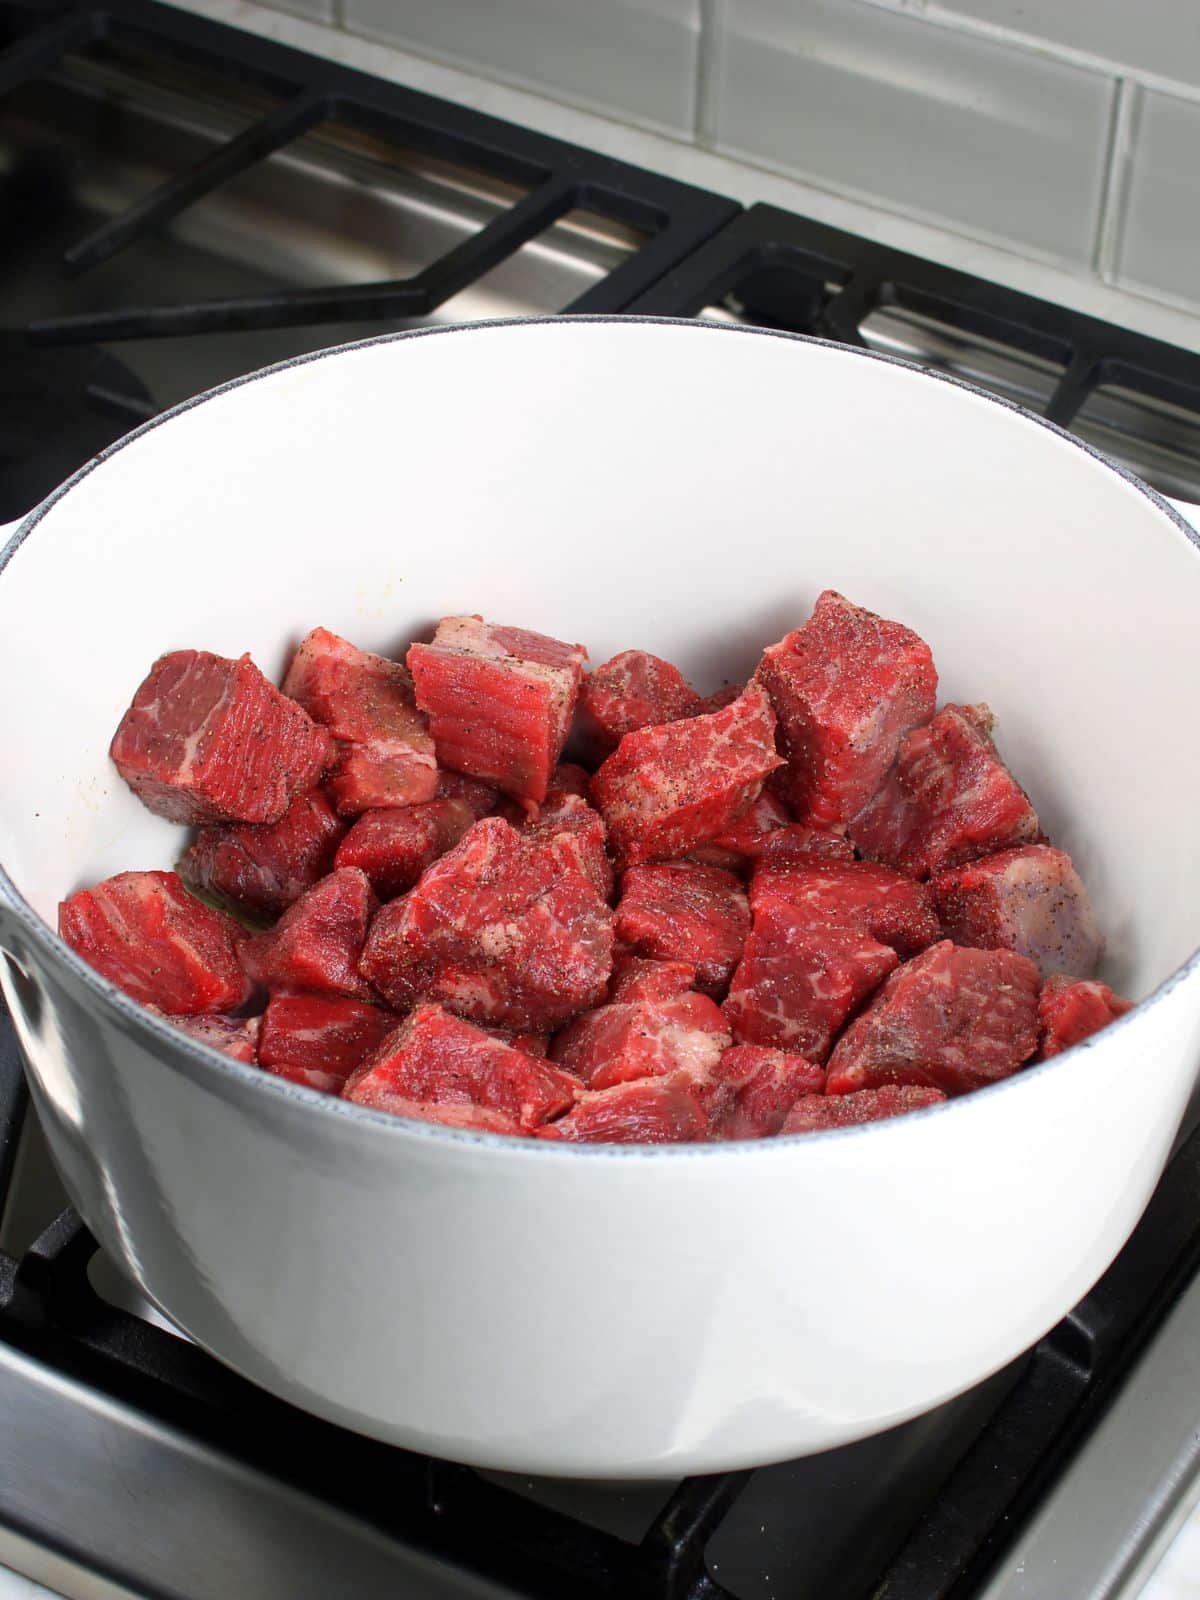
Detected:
left=196, top=0, right=1200, bottom=322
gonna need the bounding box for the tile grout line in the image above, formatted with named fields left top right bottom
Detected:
left=1093, top=78, right=1139, bottom=286
left=692, top=0, right=720, bottom=147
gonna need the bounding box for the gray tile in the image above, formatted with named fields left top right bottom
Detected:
left=1116, top=88, right=1200, bottom=309
left=710, top=0, right=1114, bottom=264
left=342, top=0, right=702, bottom=134
left=918, top=1, right=1200, bottom=91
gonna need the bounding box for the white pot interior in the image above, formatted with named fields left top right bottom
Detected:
left=1, top=319, right=1197, bottom=1005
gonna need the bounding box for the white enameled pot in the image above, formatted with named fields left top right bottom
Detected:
left=1, top=318, right=1199, bottom=1479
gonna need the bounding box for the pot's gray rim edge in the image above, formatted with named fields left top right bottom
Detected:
left=0, top=313, right=1195, bottom=1159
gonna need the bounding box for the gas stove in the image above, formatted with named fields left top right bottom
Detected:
left=4, top=5, right=1200, bottom=1598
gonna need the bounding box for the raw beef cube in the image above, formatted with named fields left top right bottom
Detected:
left=111, top=650, right=332, bottom=826
left=408, top=616, right=587, bottom=809
left=1038, top=974, right=1133, bottom=1059
left=684, top=844, right=748, bottom=874
left=849, top=704, right=1040, bottom=879
left=825, top=940, right=1040, bottom=1096
left=283, top=627, right=437, bottom=814
left=708, top=790, right=793, bottom=861
left=607, top=954, right=698, bottom=1003
left=334, top=799, right=475, bottom=899
left=479, top=1025, right=552, bottom=1057
left=435, top=769, right=500, bottom=818
left=750, top=858, right=939, bottom=957
left=614, top=862, right=750, bottom=997
left=592, top=682, right=783, bottom=868
left=701, top=1044, right=825, bottom=1140
left=551, top=992, right=730, bottom=1091
left=782, top=1085, right=946, bottom=1134
left=359, top=817, right=613, bottom=1030
left=180, top=788, right=346, bottom=921
left=352, top=1095, right=530, bottom=1136
left=165, top=1012, right=260, bottom=1065
left=344, top=1003, right=578, bottom=1131
left=59, top=870, right=251, bottom=1015
left=758, top=825, right=856, bottom=867
left=699, top=685, right=742, bottom=713
left=931, top=844, right=1102, bottom=980
left=548, top=762, right=593, bottom=801
left=723, top=896, right=898, bottom=1059
left=757, top=590, right=937, bottom=828
left=576, top=650, right=703, bottom=759
left=523, top=792, right=614, bottom=899
left=536, top=1078, right=708, bottom=1144
left=258, top=990, right=395, bottom=1093
left=243, top=868, right=377, bottom=999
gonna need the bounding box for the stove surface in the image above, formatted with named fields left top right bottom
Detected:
left=0, top=0, right=736, bottom=519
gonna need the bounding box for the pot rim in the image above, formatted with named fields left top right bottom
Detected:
left=2, top=313, right=1197, bottom=1159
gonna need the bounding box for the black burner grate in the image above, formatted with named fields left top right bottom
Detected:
left=628, top=203, right=1200, bottom=503
left=0, top=0, right=737, bottom=341
left=0, top=0, right=738, bottom=518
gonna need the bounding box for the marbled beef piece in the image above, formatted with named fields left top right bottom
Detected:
left=536, top=1078, right=708, bottom=1144
left=180, top=788, right=346, bottom=921
left=757, top=591, right=937, bottom=828
left=435, top=769, right=501, bottom=818
left=615, top=862, right=749, bottom=997
left=576, top=649, right=703, bottom=760
left=257, top=990, right=395, bottom=1093
left=478, top=1025, right=552, bottom=1058
left=849, top=704, right=1040, bottom=880
left=522, top=791, right=614, bottom=899
left=723, top=895, right=898, bottom=1060
left=243, top=868, right=377, bottom=1000
left=931, top=844, right=1102, bottom=980
left=408, top=616, right=587, bottom=810
left=283, top=627, right=437, bottom=815
left=111, top=650, right=332, bottom=825
left=59, top=870, right=251, bottom=1015
left=606, top=954, right=699, bottom=1004
left=701, top=1044, right=825, bottom=1140
left=757, top=825, right=856, bottom=868
left=547, top=762, right=593, bottom=801
left=592, top=682, right=783, bottom=868
left=359, top=817, right=612, bottom=1031
left=164, top=1011, right=260, bottom=1065
left=782, top=1085, right=946, bottom=1134
left=826, top=940, right=1040, bottom=1096
left=551, top=991, right=730, bottom=1092
left=707, top=789, right=792, bottom=860
left=1038, top=973, right=1133, bottom=1058
left=344, top=1003, right=578, bottom=1132
left=334, top=799, right=475, bottom=899
left=750, top=858, right=940, bottom=958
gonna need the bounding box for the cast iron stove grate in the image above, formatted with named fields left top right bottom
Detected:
left=0, top=0, right=738, bottom=519
left=629, top=204, right=1200, bottom=504
left=3, top=1000, right=1200, bottom=1600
